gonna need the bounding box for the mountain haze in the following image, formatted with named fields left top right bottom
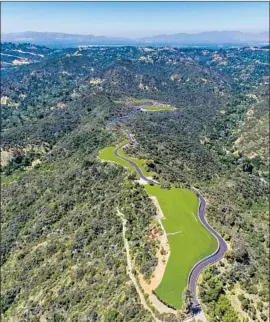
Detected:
left=2, top=30, right=269, bottom=48
left=1, top=31, right=131, bottom=47
left=141, top=30, right=269, bottom=44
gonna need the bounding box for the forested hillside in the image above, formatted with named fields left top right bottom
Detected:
left=1, top=43, right=269, bottom=322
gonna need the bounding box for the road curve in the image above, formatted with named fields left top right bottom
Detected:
left=114, top=140, right=157, bottom=185
left=105, top=110, right=228, bottom=309
left=188, top=191, right=228, bottom=305
left=105, top=109, right=157, bottom=185
left=105, top=108, right=141, bottom=129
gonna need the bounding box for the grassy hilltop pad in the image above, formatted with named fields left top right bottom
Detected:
left=127, top=98, right=177, bottom=111
left=113, top=97, right=177, bottom=111
left=141, top=105, right=176, bottom=111
left=145, top=185, right=218, bottom=309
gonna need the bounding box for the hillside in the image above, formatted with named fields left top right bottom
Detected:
left=1, top=43, right=53, bottom=72
left=1, top=43, right=269, bottom=322
left=234, top=84, right=269, bottom=165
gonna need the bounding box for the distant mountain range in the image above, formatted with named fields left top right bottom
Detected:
left=1, top=32, right=130, bottom=47
left=2, top=31, right=269, bottom=48
left=140, top=30, right=269, bottom=44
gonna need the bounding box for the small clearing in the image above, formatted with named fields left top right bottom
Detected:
left=135, top=178, right=148, bottom=185
left=1, top=150, right=14, bottom=166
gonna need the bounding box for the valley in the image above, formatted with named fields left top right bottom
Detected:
left=1, top=42, right=269, bottom=322
left=99, top=107, right=224, bottom=313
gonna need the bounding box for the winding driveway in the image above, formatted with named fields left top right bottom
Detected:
left=114, top=137, right=157, bottom=185
left=105, top=110, right=227, bottom=309
left=188, top=191, right=228, bottom=305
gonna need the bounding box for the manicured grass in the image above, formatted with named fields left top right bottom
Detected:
left=129, top=98, right=177, bottom=111
left=117, top=148, right=156, bottom=178
left=99, top=141, right=135, bottom=173
left=113, top=97, right=177, bottom=111
left=145, top=185, right=218, bottom=309
left=130, top=98, right=154, bottom=104
left=99, top=141, right=155, bottom=179
left=141, top=106, right=176, bottom=111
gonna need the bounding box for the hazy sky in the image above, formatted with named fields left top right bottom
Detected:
left=1, top=2, right=269, bottom=38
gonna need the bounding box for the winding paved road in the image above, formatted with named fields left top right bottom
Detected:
left=105, top=109, right=157, bottom=185
left=105, top=108, right=141, bottom=129
left=188, top=191, right=228, bottom=305
left=105, top=110, right=228, bottom=309
left=114, top=135, right=157, bottom=185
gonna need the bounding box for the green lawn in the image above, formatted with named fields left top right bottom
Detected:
left=99, top=141, right=155, bottom=178
left=129, top=98, right=177, bottom=111
left=113, top=97, right=177, bottom=111
left=145, top=185, right=218, bottom=309
left=117, top=149, right=156, bottom=178
left=98, top=141, right=134, bottom=173
left=99, top=137, right=217, bottom=310
left=141, top=105, right=176, bottom=111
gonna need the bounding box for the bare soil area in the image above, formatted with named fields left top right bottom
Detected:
left=137, top=196, right=175, bottom=315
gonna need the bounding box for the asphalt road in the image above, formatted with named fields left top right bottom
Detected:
left=105, top=110, right=228, bottom=308
left=114, top=139, right=157, bottom=185
left=105, top=108, right=141, bottom=129
left=106, top=110, right=157, bottom=185
left=188, top=191, right=228, bottom=305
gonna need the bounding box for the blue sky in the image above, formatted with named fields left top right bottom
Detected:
left=1, top=2, right=269, bottom=38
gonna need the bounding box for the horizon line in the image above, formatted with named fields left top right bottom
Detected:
left=2, top=29, right=269, bottom=39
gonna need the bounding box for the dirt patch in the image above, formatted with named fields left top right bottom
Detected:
left=138, top=82, right=150, bottom=90
left=89, top=78, right=104, bottom=84
left=230, top=293, right=250, bottom=321
left=1, top=150, right=14, bottom=166
left=229, top=283, right=268, bottom=322
left=149, top=293, right=176, bottom=315
left=56, top=102, right=66, bottom=109
left=31, top=159, right=42, bottom=168
left=31, top=241, right=48, bottom=252
left=135, top=178, right=148, bottom=185
left=1, top=144, right=48, bottom=167
left=137, top=196, right=173, bottom=315
left=246, top=106, right=255, bottom=120
left=150, top=196, right=165, bottom=221
left=12, top=59, right=30, bottom=65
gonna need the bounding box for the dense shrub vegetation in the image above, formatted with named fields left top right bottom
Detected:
left=1, top=43, right=269, bottom=321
